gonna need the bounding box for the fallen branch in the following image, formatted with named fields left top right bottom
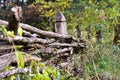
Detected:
left=26, top=47, right=73, bottom=55
left=26, top=47, right=55, bottom=54
left=43, top=47, right=73, bottom=65
left=0, top=52, right=41, bottom=71
left=0, top=67, right=30, bottom=79
left=48, top=42, right=84, bottom=47
left=57, top=47, right=73, bottom=54
left=0, top=45, right=14, bottom=51
left=23, top=30, right=39, bottom=37
left=0, top=36, right=55, bottom=44
left=24, top=44, right=43, bottom=49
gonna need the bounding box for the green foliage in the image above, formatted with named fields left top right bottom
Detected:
left=84, top=43, right=120, bottom=79
left=29, top=61, right=63, bottom=80
left=34, top=0, right=73, bottom=30
left=0, top=25, right=15, bottom=38
left=15, top=49, right=25, bottom=68
left=65, top=0, right=120, bottom=41
left=0, top=25, right=23, bottom=37
left=68, top=42, right=120, bottom=79
left=18, top=27, right=23, bottom=36
left=7, top=31, right=15, bottom=37
left=35, top=0, right=73, bottom=17
left=0, top=25, right=8, bottom=35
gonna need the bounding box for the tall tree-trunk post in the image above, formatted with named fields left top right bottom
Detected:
left=55, top=12, right=67, bottom=42
left=55, top=12, right=67, bottom=35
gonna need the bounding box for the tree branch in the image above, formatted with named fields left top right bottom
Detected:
left=0, top=68, right=30, bottom=79
left=0, top=36, right=55, bottom=44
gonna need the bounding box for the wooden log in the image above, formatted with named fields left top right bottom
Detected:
left=0, top=45, right=14, bottom=51
left=26, top=47, right=56, bottom=54
left=0, top=44, right=23, bottom=50
left=23, top=30, right=40, bottom=37
left=0, top=68, right=30, bottom=79
left=44, top=47, right=73, bottom=65
left=24, top=44, right=43, bottom=49
left=0, top=36, right=55, bottom=44
left=57, top=47, right=73, bottom=54
left=26, top=47, right=73, bottom=55
left=48, top=42, right=84, bottom=47
left=0, top=52, right=41, bottom=71
left=55, top=12, right=67, bottom=35
left=0, top=19, right=8, bottom=26
left=8, top=5, right=23, bottom=35
left=0, top=19, right=77, bottom=41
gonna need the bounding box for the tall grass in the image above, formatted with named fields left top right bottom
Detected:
left=80, top=41, right=120, bottom=80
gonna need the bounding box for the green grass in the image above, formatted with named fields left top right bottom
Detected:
left=78, top=42, right=120, bottom=80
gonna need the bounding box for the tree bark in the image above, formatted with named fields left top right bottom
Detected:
left=0, top=67, right=29, bottom=79
left=26, top=47, right=73, bottom=55
left=48, top=42, right=84, bottom=47
left=0, top=36, right=55, bottom=44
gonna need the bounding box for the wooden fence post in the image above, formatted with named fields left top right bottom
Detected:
left=55, top=12, right=67, bottom=35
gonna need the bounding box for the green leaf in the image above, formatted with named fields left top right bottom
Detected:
left=18, top=27, right=23, bottom=36
left=57, top=71, right=60, bottom=80
left=7, top=31, right=15, bottom=37
left=0, top=25, right=8, bottom=35
left=15, top=49, right=24, bottom=68
left=16, top=45, right=23, bottom=49
left=42, top=70, right=50, bottom=80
